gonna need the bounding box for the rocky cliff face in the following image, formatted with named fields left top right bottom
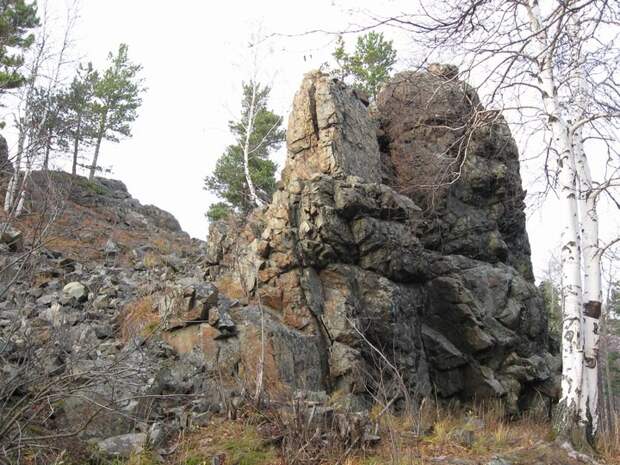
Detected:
left=205, top=69, right=557, bottom=413
left=0, top=68, right=559, bottom=463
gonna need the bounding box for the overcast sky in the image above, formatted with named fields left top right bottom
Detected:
left=9, top=0, right=618, bottom=281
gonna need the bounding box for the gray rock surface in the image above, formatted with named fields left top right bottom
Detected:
left=205, top=69, right=557, bottom=413
left=63, top=281, right=89, bottom=302
left=0, top=223, right=23, bottom=252
left=376, top=69, right=533, bottom=280
left=95, top=433, right=147, bottom=458
left=283, top=71, right=382, bottom=185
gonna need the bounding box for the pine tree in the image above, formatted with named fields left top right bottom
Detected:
left=59, top=63, right=98, bottom=175
left=28, top=87, right=65, bottom=169
left=88, top=44, right=145, bottom=180
left=205, top=81, right=284, bottom=221
left=0, top=0, right=38, bottom=95
left=332, top=32, right=397, bottom=100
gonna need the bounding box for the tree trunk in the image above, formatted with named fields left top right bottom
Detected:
left=4, top=128, right=26, bottom=213
left=72, top=115, right=81, bottom=176
left=526, top=0, right=586, bottom=441
left=3, top=175, right=16, bottom=213
left=43, top=128, right=52, bottom=171
left=575, top=131, right=601, bottom=438
left=567, top=10, right=601, bottom=439
left=242, top=82, right=261, bottom=208
left=89, top=112, right=107, bottom=181
left=14, top=171, right=28, bottom=217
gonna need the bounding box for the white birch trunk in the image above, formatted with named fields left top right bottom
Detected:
left=526, top=0, right=584, bottom=429
left=14, top=169, right=30, bottom=217
left=242, top=82, right=262, bottom=208
left=566, top=9, right=601, bottom=436
left=4, top=129, right=26, bottom=213
left=574, top=128, right=601, bottom=433
left=3, top=175, right=16, bottom=212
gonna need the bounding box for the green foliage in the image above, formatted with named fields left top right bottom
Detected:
left=27, top=86, right=66, bottom=156
left=183, top=455, right=208, bottom=465
left=332, top=32, right=397, bottom=99
left=607, top=282, right=620, bottom=399
left=0, top=0, right=39, bottom=93
left=206, top=201, right=234, bottom=222
left=93, top=43, right=145, bottom=143
left=204, top=81, right=284, bottom=218
left=59, top=63, right=99, bottom=142
left=84, top=43, right=145, bottom=179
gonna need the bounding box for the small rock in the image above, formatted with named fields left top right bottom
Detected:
left=63, top=282, right=88, bottom=302
left=486, top=458, right=512, bottom=465
left=95, top=433, right=147, bottom=458
left=104, top=239, right=120, bottom=255
left=36, top=293, right=57, bottom=306
left=93, top=323, right=113, bottom=339
left=0, top=223, right=23, bottom=252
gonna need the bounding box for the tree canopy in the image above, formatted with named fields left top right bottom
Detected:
left=88, top=43, right=145, bottom=180
left=0, top=0, right=38, bottom=94
left=205, top=81, right=284, bottom=221
left=332, top=32, right=397, bottom=100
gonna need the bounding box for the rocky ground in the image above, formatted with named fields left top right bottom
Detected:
left=0, top=68, right=617, bottom=465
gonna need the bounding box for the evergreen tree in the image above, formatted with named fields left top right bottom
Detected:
left=332, top=32, right=397, bottom=100
left=205, top=82, right=284, bottom=221
left=28, top=86, right=65, bottom=169
left=88, top=44, right=145, bottom=180
left=0, top=0, right=38, bottom=94
left=59, top=63, right=98, bottom=175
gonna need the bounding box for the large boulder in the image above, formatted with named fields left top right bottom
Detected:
left=283, top=71, right=383, bottom=184
left=205, top=69, right=556, bottom=413
left=376, top=69, right=533, bottom=280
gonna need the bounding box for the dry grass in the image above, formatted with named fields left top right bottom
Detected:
left=118, top=296, right=160, bottom=342
left=343, top=400, right=589, bottom=465
left=173, top=417, right=277, bottom=465
left=597, top=415, right=620, bottom=465
left=143, top=251, right=162, bottom=269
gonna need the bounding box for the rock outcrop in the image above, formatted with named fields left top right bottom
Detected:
left=0, top=67, right=559, bottom=465
left=206, top=70, right=557, bottom=413
left=376, top=70, right=533, bottom=279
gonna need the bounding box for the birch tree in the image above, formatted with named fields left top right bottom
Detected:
left=3, top=0, right=77, bottom=216
left=204, top=81, right=284, bottom=220
left=354, top=0, right=620, bottom=444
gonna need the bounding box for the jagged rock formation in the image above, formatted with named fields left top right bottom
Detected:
left=206, top=70, right=557, bottom=413
left=376, top=70, right=533, bottom=280
left=0, top=69, right=560, bottom=464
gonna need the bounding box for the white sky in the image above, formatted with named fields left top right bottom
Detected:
left=6, top=0, right=618, bottom=281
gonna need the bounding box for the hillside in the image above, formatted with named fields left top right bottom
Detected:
left=0, top=69, right=618, bottom=465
